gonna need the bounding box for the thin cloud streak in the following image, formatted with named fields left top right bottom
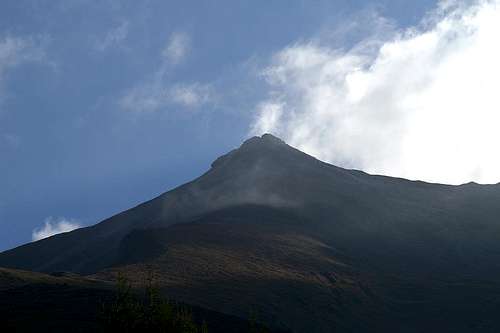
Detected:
left=119, top=31, right=214, bottom=113
left=120, top=81, right=214, bottom=113
left=162, top=31, right=190, bottom=65
left=94, top=21, right=129, bottom=52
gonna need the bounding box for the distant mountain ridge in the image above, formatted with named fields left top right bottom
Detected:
left=2, top=134, right=500, bottom=332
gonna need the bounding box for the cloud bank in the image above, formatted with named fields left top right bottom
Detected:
left=252, top=0, right=500, bottom=185
left=32, top=217, right=81, bottom=241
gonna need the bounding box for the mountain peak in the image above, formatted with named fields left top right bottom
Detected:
left=211, top=134, right=290, bottom=169
left=261, top=133, right=285, bottom=144
left=241, top=133, right=286, bottom=147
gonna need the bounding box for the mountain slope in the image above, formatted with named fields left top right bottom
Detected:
left=2, top=134, right=500, bottom=332
left=2, top=134, right=500, bottom=277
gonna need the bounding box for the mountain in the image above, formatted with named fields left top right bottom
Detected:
left=2, top=133, right=500, bottom=332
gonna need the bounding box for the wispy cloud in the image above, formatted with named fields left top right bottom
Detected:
left=252, top=0, right=500, bottom=185
left=32, top=217, right=81, bottom=241
left=120, top=81, right=166, bottom=113
left=119, top=30, right=215, bottom=113
left=0, top=35, right=47, bottom=78
left=252, top=102, right=284, bottom=134
left=162, top=31, right=190, bottom=66
left=169, top=83, right=213, bottom=108
left=0, top=35, right=49, bottom=113
left=120, top=81, right=214, bottom=113
left=94, top=21, right=129, bottom=52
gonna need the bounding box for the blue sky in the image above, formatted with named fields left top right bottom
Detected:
left=3, top=0, right=495, bottom=251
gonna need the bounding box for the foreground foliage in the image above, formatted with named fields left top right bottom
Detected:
left=100, top=275, right=208, bottom=333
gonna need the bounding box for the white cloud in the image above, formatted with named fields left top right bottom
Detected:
left=168, top=83, right=213, bottom=108
left=119, top=31, right=214, bottom=113
left=251, top=102, right=284, bottom=134
left=32, top=217, right=81, bottom=241
left=162, top=32, right=190, bottom=65
left=120, top=80, right=213, bottom=113
left=94, top=21, right=129, bottom=52
left=119, top=80, right=166, bottom=113
left=252, top=0, right=500, bottom=185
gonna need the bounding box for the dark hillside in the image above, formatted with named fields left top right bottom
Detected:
left=2, top=134, right=500, bottom=331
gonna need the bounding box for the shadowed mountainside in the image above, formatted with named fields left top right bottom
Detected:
left=0, top=267, right=286, bottom=333
left=2, top=134, right=500, bottom=332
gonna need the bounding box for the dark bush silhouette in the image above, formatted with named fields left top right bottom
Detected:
left=248, top=309, right=270, bottom=333
left=100, top=274, right=205, bottom=333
